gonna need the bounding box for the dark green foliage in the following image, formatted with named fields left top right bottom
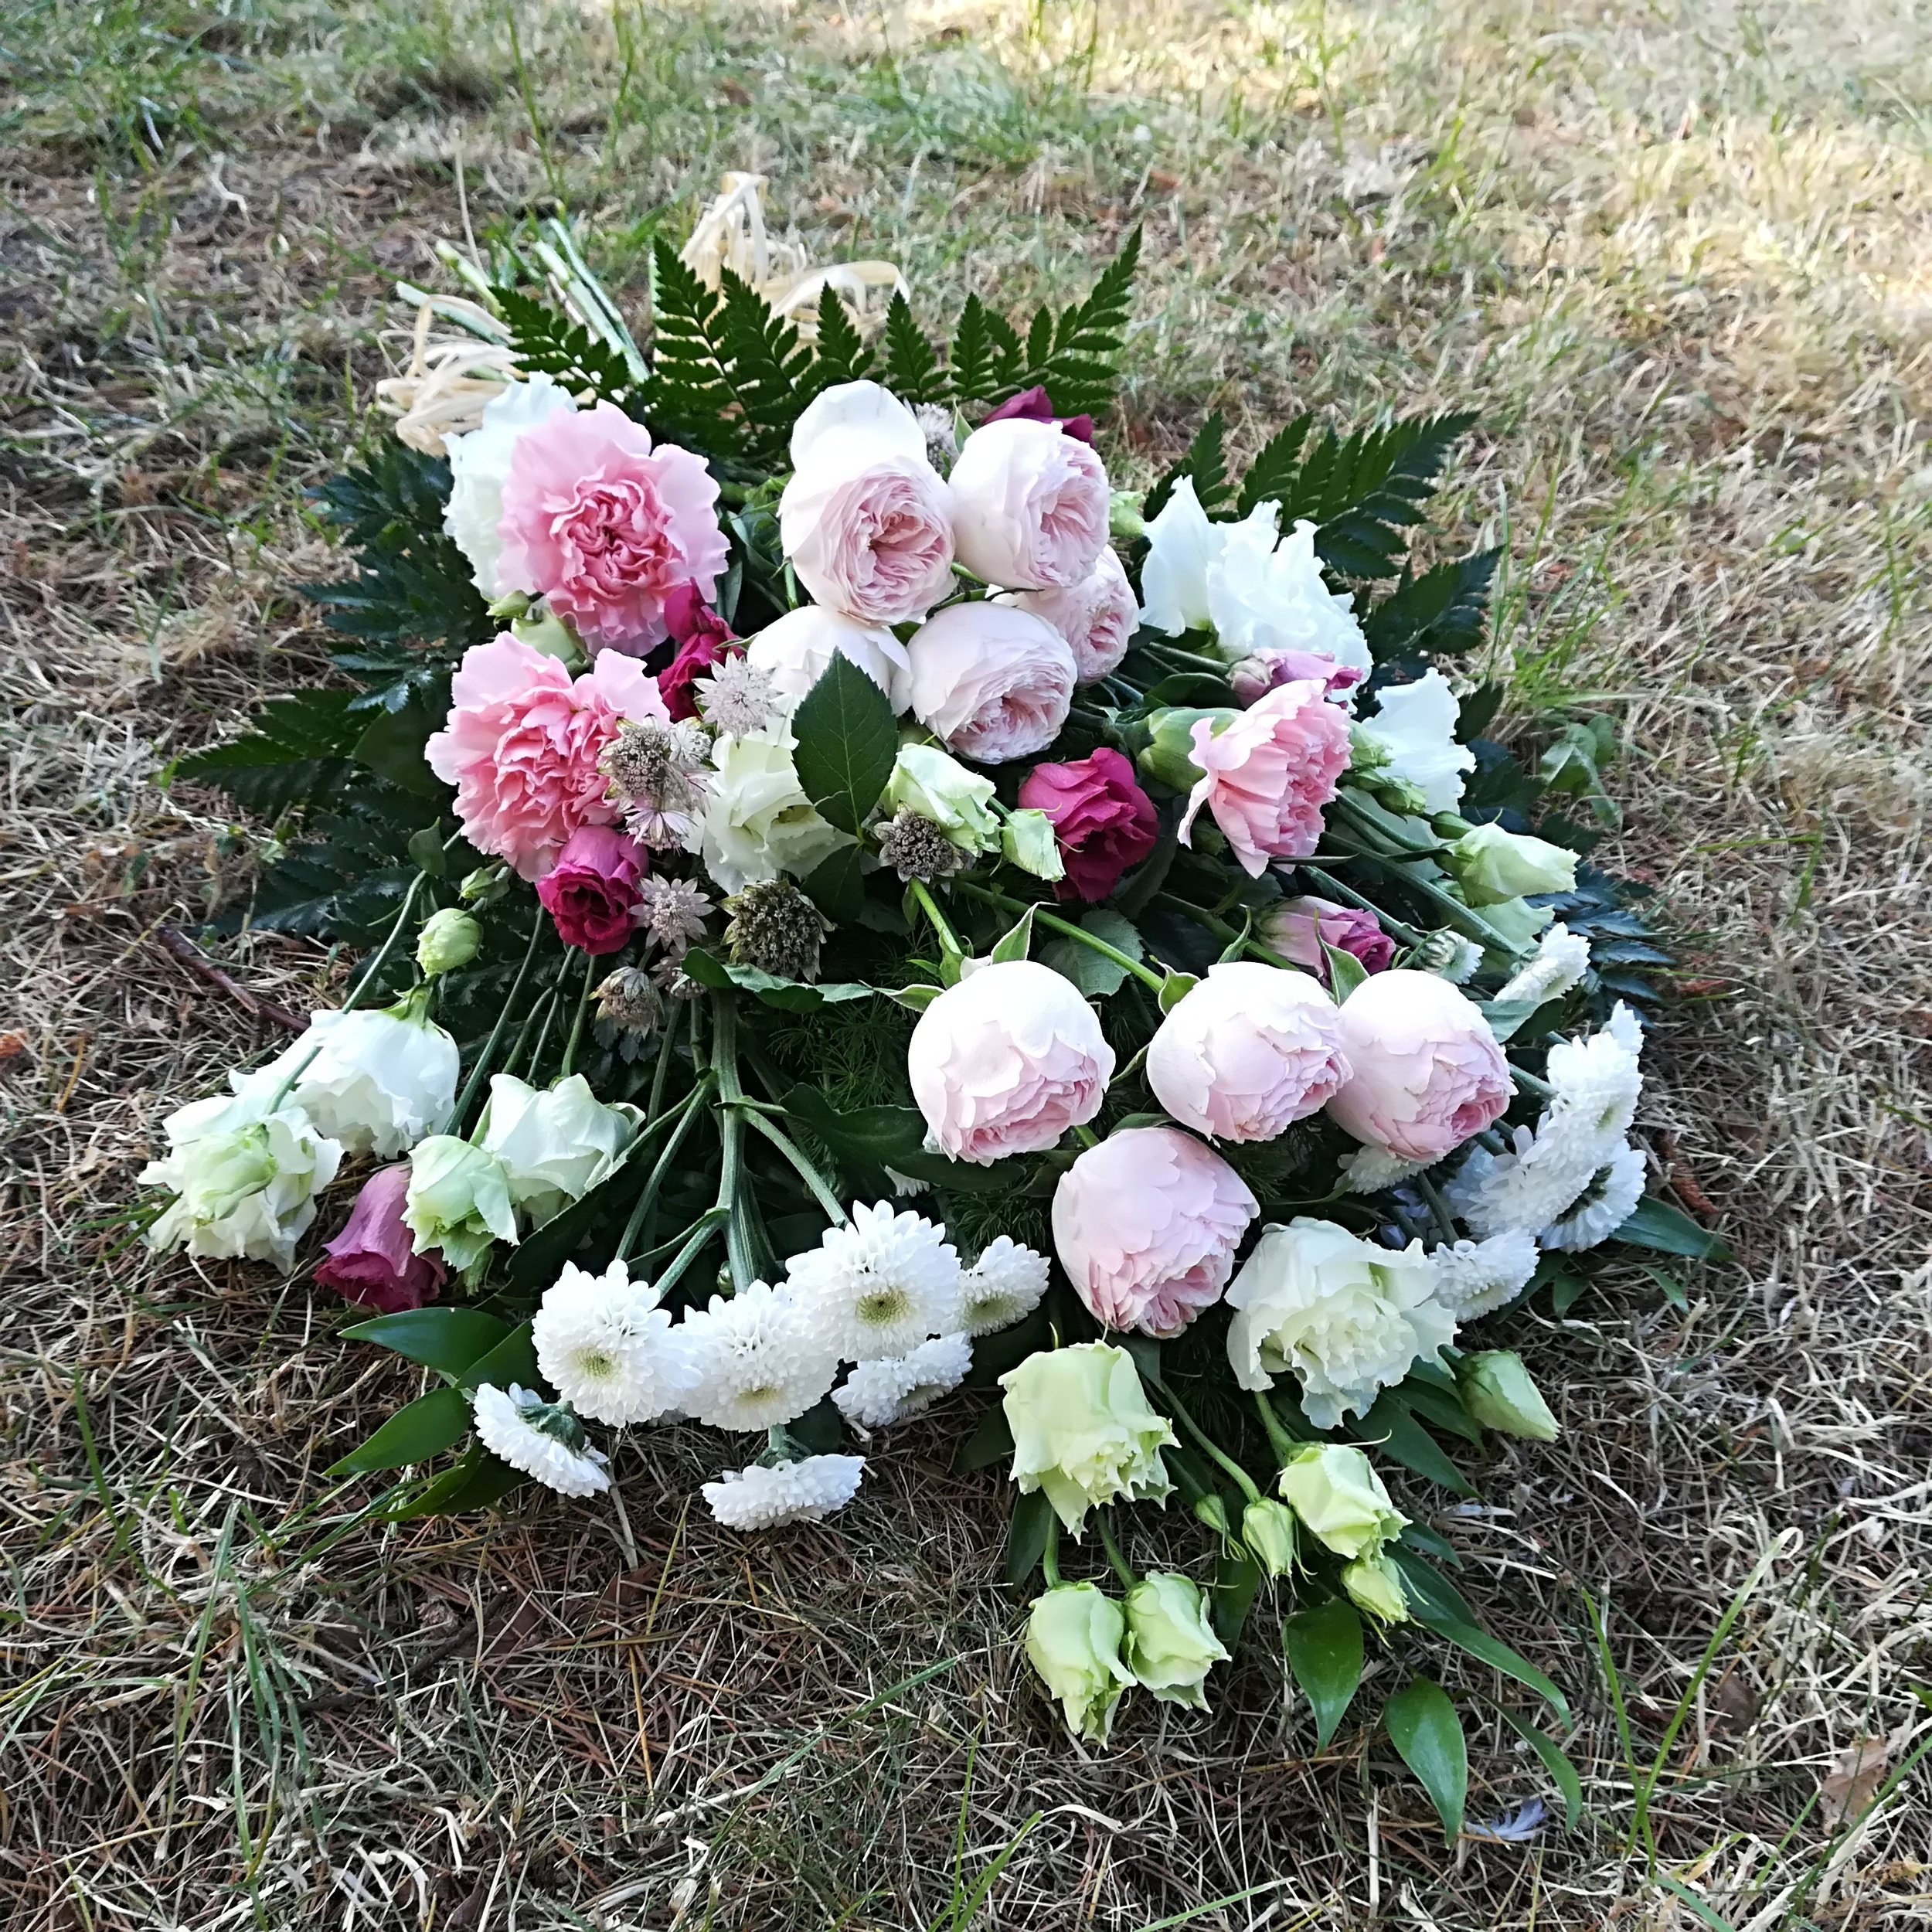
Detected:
left=172, top=689, right=362, bottom=820
left=882, top=290, right=945, bottom=403
left=806, top=280, right=873, bottom=391
left=1233, top=414, right=1314, bottom=516
left=1362, top=549, right=1502, bottom=659
left=947, top=292, right=1026, bottom=406
left=241, top=783, right=436, bottom=944
left=1539, top=862, right=1672, bottom=1013
left=492, top=284, right=637, bottom=403
left=1142, top=408, right=1229, bottom=525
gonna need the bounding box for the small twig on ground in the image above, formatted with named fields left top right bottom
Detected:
left=153, top=926, right=305, bottom=1033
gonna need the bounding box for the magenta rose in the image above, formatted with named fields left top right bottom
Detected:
left=495, top=400, right=729, bottom=655
left=536, top=825, right=648, bottom=954
left=984, top=383, right=1097, bottom=447
left=1229, top=650, right=1366, bottom=707
left=1019, top=749, right=1159, bottom=902
left=1264, top=896, right=1396, bottom=983
left=657, top=583, right=739, bottom=722
left=315, top=1165, right=447, bottom=1314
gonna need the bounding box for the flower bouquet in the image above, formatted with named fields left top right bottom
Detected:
left=151, top=189, right=1721, bottom=1823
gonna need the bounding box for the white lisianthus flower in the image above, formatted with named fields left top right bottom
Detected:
left=1138, top=476, right=1220, bottom=634
left=1342, top=1552, right=1411, bottom=1624
left=679, top=1280, right=842, bottom=1431
left=702, top=1453, right=866, bottom=1529
left=1495, top=923, right=1591, bottom=1008
left=882, top=743, right=1000, bottom=855
left=1026, top=1581, right=1134, bottom=1743
left=1539, top=1139, right=1647, bottom=1250
left=834, top=1333, right=973, bottom=1428
left=784, top=1201, right=964, bottom=1360
left=479, top=1073, right=640, bottom=1228
left=141, top=1083, right=342, bottom=1272
left=1203, top=504, right=1372, bottom=675
left=1428, top=1227, right=1540, bottom=1319
left=443, top=375, right=577, bottom=598
left=1122, top=1572, right=1230, bottom=1710
left=1357, top=669, right=1475, bottom=813
left=1275, top=1443, right=1407, bottom=1558
left=471, top=1383, right=610, bottom=1497
left=403, top=1134, right=519, bottom=1273
left=1223, top=1218, right=1456, bottom=1429
left=533, top=1258, right=699, bottom=1424
left=1545, top=1002, right=1645, bottom=1145
left=257, top=993, right=459, bottom=1158
left=1445, top=823, right=1578, bottom=907
left=959, top=1236, right=1050, bottom=1337
left=696, top=725, right=852, bottom=895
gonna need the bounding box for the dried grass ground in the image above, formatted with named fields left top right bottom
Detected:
left=4, top=2, right=1931, bottom=1927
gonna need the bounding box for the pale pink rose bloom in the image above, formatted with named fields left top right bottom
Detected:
left=949, top=416, right=1111, bottom=590
left=1326, top=969, right=1512, bottom=1165
left=1147, top=962, right=1352, bottom=1143
left=495, top=402, right=727, bottom=656
left=425, top=634, right=669, bottom=880
left=778, top=382, right=956, bottom=624
left=1000, top=545, right=1138, bottom=683
left=904, top=601, right=1077, bottom=764
left=1052, top=1127, right=1260, bottom=1337
left=908, top=960, right=1114, bottom=1165
left=1176, top=678, right=1352, bottom=877
left=745, top=604, right=912, bottom=714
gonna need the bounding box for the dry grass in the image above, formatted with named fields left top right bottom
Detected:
left=4, top=1, right=1931, bottom=1925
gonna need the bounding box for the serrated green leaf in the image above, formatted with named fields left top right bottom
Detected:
left=883, top=290, right=944, bottom=403
left=1284, top=1597, right=1365, bottom=1747
left=1042, top=908, right=1142, bottom=997
left=801, top=845, right=867, bottom=926
left=1144, top=408, right=1228, bottom=524
left=791, top=651, right=900, bottom=835
left=1362, top=549, right=1501, bottom=659
left=1384, top=1678, right=1468, bottom=1844
left=681, top=949, right=873, bottom=1012
left=352, top=690, right=448, bottom=799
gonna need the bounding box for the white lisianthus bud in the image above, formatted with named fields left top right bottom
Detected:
left=1275, top=1443, right=1407, bottom=1560
left=883, top=743, right=1000, bottom=854
left=1445, top=822, right=1579, bottom=906
left=1123, top=1573, right=1230, bottom=1709
left=1241, top=1497, right=1300, bottom=1578
left=999, top=807, right=1066, bottom=882
left=1458, top=1349, right=1561, bottom=1440
left=256, top=992, right=460, bottom=1158
left=403, top=1134, right=519, bottom=1274
left=1341, top=1552, right=1410, bottom=1624
left=478, top=1073, right=641, bottom=1228
left=1025, top=1581, right=1134, bottom=1743
left=416, top=906, right=481, bottom=977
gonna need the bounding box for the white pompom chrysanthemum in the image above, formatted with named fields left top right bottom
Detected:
left=834, top=1333, right=974, bottom=1427
left=471, top=1383, right=611, bottom=1497
left=1544, top=1002, right=1644, bottom=1145
left=1429, top=1228, right=1540, bottom=1319
left=1339, top=1145, right=1431, bottom=1195
left=532, top=1258, right=698, bottom=1425
left=1540, top=1141, right=1648, bottom=1250
left=1446, top=1124, right=1600, bottom=1239
left=784, top=1201, right=963, bottom=1360
left=1494, top=923, right=1591, bottom=1008
left=679, top=1280, right=840, bottom=1431
left=959, top=1237, right=1049, bottom=1337
left=702, top=1454, right=866, bottom=1529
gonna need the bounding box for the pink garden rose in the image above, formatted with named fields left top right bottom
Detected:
left=746, top=604, right=912, bottom=713
left=656, top=583, right=737, bottom=722
left=1001, top=545, right=1138, bottom=683
left=778, top=382, right=956, bottom=624
left=535, top=824, right=648, bottom=954
left=426, top=633, right=669, bottom=880
left=948, top=416, right=1111, bottom=591
left=904, top=601, right=1077, bottom=764
left=1229, top=650, right=1365, bottom=707
left=495, top=401, right=728, bottom=655
left=1052, top=1126, right=1259, bottom=1337
left=908, top=960, right=1114, bottom=1164
left=315, top=1165, right=447, bottom=1314
left=1264, top=896, right=1396, bottom=984
left=1325, top=969, right=1512, bottom=1165
left=983, top=382, right=1097, bottom=446
left=1176, top=679, right=1352, bottom=877
left=1018, top=749, right=1158, bottom=903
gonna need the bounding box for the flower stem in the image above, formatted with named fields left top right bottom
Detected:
left=648, top=1205, right=730, bottom=1298
left=906, top=877, right=965, bottom=966
left=342, top=872, right=430, bottom=1014
left=709, top=991, right=778, bottom=1289
left=1510, top=1064, right=1556, bottom=1099
left=1415, top=1172, right=1461, bottom=1246
left=1040, top=1518, right=1062, bottom=1588
left=559, top=947, right=598, bottom=1078
left=733, top=1104, right=849, bottom=1226
left=1148, top=1374, right=1263, bottom=1504
left=1095, top=1509, right=1138, bottom=1589
left=615, top=1071, right=716, bottom=1262
left=955, top=881, right=1168, bottom=996
left=1250, top=1389, right=1305, bottom=1465
left=452, top=916, right=546, bottom=1131
left=1151, top=893, right=1302, bottom=975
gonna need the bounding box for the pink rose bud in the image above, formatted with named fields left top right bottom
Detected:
left=948, top=417, right=1111, bottom=591
left=1325, top=969, right=1512, bottom=1164
left=1052, top=1126, right=1259, bottom=1337
left=1018, top=748, right=1159, bottom=903
left=1229, top=649, right=1366, bottom=707
left=495, top=401, right=729, bottom=656
left=983, top=383, right=1097, bottom=446
left=657, top=585, right=738, bottom=722
left=1265, top=896, right=1396, bottom=983
left=315, top=1165, right=447, bottom=1314
left=908, top=960, right=1114, bottom=1164
left=536, top=824, right=648, bottom=955
left=1000, top=546, right=1138, bottom=683
left=905, top=601, right=1077, bottom=764
left=778, top=382, right=957, bottom=624
left=1176, top=678, right=1352, bottom=877
left=1147, top=962, right=1352, bottom=1142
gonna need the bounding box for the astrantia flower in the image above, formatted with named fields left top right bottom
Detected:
left=959, top=1236, right=1050, bottom=1337
left=594, top=965, right=663, bottom=1045
left=471, top=1383, right=610, bottom=1497
left=679, top=1280, right=841, bottom=1431
left=1495, top=923, right=1592, bottom=1008
left=255, top=994, right=458, bottom=1158
left=702, top=1454, right=866, bottom=1529
left=1539, top=1140, right=1647, bottom=1250
left=875, top=809, right=971, bottom=883
left=1428, top=1227, right=1540, bottom=1319
left=723, top=876, right=830, bottom=983
left=635, top=874, right=713, bottom=957
left=696, top=653, right=779, bottom=739
left=833, top=1333, right=973, bottom=1427
left=1545, top=1002, right=1645, bottom=1145
left=532, top=1258, right=698, bottom=1424
left=600, top=716, right=712, bottom=850
left=785, top=1201, right=963, bottom=1360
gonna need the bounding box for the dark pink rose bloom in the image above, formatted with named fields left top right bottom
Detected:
left=315, top=1165, right=446, bottom=1314
left=985, top=383, right=1096, bottom=447
left=1018, top=747, right=1160, bottom=903
left=536, top=825, right=648, bottom=954
left=1265, top=895, right=1397, bottom=983
left=1229, top=649, right=1366, bottom=707
left=657, top=585, right=739, bottom=722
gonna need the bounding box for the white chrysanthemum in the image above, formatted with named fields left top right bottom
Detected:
left=533, top=1258, right=699, bottom=1425
left=701, top=1453, right=866, bottom=1529
left=471, top=1383, right=611, bottom=1497
left=1429, top=1228, right=1540, bottom=1319
left=1339, top=1145, right=1430, bottom=1195
left=1445, top=1124, right=1599, bottom=1239
left=1540, top=1141, right=1648, bottom=1251
left=784, top=1201, right=964, bottom=1359
left=1544, top=1002, right=1644, bottom=1145
left=679, top=1280, right=841, bottom=1431
left=959, top=1236, right=1050, bottom=1336
left=834, top=1334, right=974, bottom=1427
left=1495, top=923, right=1591, bottom=1008
left=697, top=654, right=779, bottom=739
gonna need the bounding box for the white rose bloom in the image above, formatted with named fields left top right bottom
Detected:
left=833, top=1333, right=973, bottom=1427
left=479, top=1073, right=640, bottom=1227
left=701, top=1453, right=866, bottom=1529
left=696, top=725, right=852, bottom=895
left=1428, top=1227, right=1540, bottom=1319
left=959, top=1236, right=1051, bottom=1336
left=679, top=1280, right=842, bottom=1431
left=442, top=374, right=577, bottom=598
left=1204, top=504, right=1372, bottom=675
left=1223, top=1217, right=1457, bottom=1429
left=784, top=1200, right=964, bottom=1360
left=1495, top=923, right=1592, bottom=1008
left=533, top=1258, right=699, bottom=1424
left=471, top=1383, right=610, bottom=1497
left=142, top=1082, right=342, bottom=1273
left=1358, top=669, right=1476, bottom=813
left=1138, top=476, right=1221, bottom=634
left=743, top=604, right=913, bottom=716
left=1539, top=1140, right=1648, bottom=1251
left=257, top=995, right=459, bottom=1158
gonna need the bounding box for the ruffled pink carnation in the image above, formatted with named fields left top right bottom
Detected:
left=426, top=634, right=669, bottom=880
left=495, top=402, right=728, bottom=655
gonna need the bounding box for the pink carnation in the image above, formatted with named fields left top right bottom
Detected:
left=495, top=402, right=728, bottom=655
left=426, top=634, right=668, bottom=880
left=1177, top=679, right=1351, bottom=878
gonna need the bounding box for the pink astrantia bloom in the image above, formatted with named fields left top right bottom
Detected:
left=426, top=633, right=669, bottom=880
left=536, top=825, right=648, bottom=955
left=1229, top=650, right=1366, bottom=707
left=1177, top=678, right=1352, bottom=877
left=495, top=401, right=728, bottom=655
left=1001, top=546, right=1138, bottom=684
left=315, top=1165, right=447, bottom=1314
left=1052, top=1126, right=1259, bottom=1337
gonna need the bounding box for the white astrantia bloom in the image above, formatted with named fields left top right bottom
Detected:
left=442, top=375, right=577, bottom=598
left=1445, top=1124, right=1600, bottom=1240
left=1495, top=923, right=1592, bottom=1008
left=1540, top=1140, right=1647, bottom=1250
left=1338, top=1145, right=1431, bottom=1196
left=1203, top=503, right=1372, bottom=675
left=1429, top=1227, right=1540, bottom=1320
left=696, top=724, right=852, bottom=894
left=1358, top=669, right=1476, bottom=813
left=702, top=1454, right=866, bottom=1529
left=471, top=1383, right=611, bottom=1497
left=635, top=874, right=713, bottom=958
left=1137, top=475, right=1220, bottom=634
left=479, top=1073, right=641, bottom=1228
left=696, top=653, right=779, bottom=739
left=834, top=1333, right=973, bottom=1428
left=1544, top=1002, right=1645, bottom=1145
left=679, top=1280, right=842, bottom=1431
left=959, top=1236, right=1050, bottom=1337
left=532, top=1258, right=699, bottom=1425
left=784, top=1201, right=964, bottom=1360
left=256, top=992, right=459, bottom=1158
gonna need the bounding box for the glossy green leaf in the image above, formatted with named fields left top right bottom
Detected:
left=341, top=1308, right=512, bottom=1377
left=1211, top=1543, right=1264, bottom=1648
left=327, top=1385, right=471, bottom=1476
left=791, top=650, right=899, bottom=835
left=680, top=948, right=874, bottom=1012
left=955, top=1400, right=1015, bottom=1473
left=1321, top=940, right=1368, bottom=1002
left=1384, top=1678, right=1468, bottom=1844
left=1348, top=1395, right=1475, bottom=1496
left=383, top=1446, right=526, bottom=1522
left=1042, top=907, right=1143, bottom=997
left=1494, top=1703, right=1583, bottom=1830
left=1005, top=1488, right=1055, bottom=1587
left=801, top=844, right=867, bottom=925
left=1284, top=1596, right=1364, bottom=1747
left=456, top=1321, right=540, bottom=1396
left=1614, top=1194, right=1730, bottom=1261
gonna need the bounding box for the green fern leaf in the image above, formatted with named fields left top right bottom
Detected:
left=492, top=285, right=635, bottom=403
left=807, top=282, right=872, bottom=391
left=1234, top=415, right=1314, bottom=516
left=640, top=239, right=738, bottom=451
left=1144, top=409, right=1230, bottom=523
left=1027, top=224, right=1142, bottom=419
left=950, top=294, right=1026, bottom=403
left=713, top=264, right=816, bottom=464
left=883, top=291, right=944, bottom=403
left=1362, top=549, right=1502, bottom=658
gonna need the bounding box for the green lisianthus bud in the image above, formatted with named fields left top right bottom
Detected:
left=884, top=743, right=999, bottom=853
left=1000, top=808, right=1065, bottom=882
left=1471, top=895, right=1554, bottom=952
left=1123, top=1573, right=1230, bottom=1710
left=510, top=606, right=584, bottom=666
left=1000, top=1342, right=1176, bottom=1536
left=1341, top=1553, right=1410, bottom=1624
left=1025, top=1581, right=1134, bottom=1743
left=1138, top=706, right=1230, bottom=794
left=1240, top=1497, right=1300, bottom=1578
left=459, top=863, right=510, bottom=906
left=485, top=590, right=532, bottom=621
left=1446, top=822, right=1578, bottom=906
left=403, top=1134, right=518, bottom=1275
left=1108, top=488, right=1148, bottom=543
left=1458, top=1350, right=1560, bottom=1441
left=1192, top=1492, right=1232, bottom=1537
left=1276, top=1443, right=1407, bottom=1560
left=416, top=906, right=481, bottom=977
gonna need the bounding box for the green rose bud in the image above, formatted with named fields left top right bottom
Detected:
left=1341, top=1552, right=1410, bottom=1624
left=1458, top=1350, right=1560, bottom=1441
left=1000, top=807, right=1066, bottom=883
left=1446, top=822, right=1578, bottom=906
left=884, top=743, right=999, bottom=853
left=485, top=590, right=532, bottom=621
left=1000, top=1342, right=1176, bottom=1537
left=1276, top=1444, right=1407, bottom=1560
left=1123, top=1573, right=1230, bottom=1710
left=416, top=906, right=481, bottom=977
left=1240, top=1497, right=1300, bottom=1579
left=1137, top=706, right=1230, bottom=794
left=510, top=605, right=585, bottom=666
left=403, top=1134, right=518, bottom=1274
left=1025, top=1581, right=1134, bottom=1743
left=1108, top=488, right=1148, bottom=543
